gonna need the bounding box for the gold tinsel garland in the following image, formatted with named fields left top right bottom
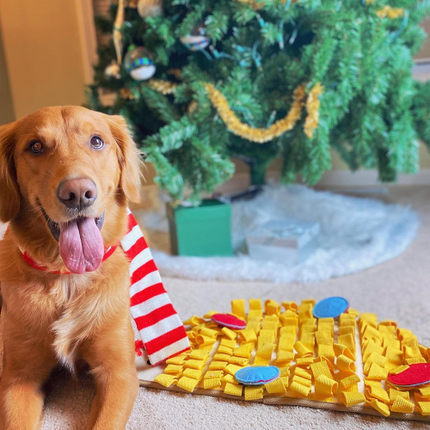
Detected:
left=144, top=79, right=323, bottom=142
left=304, top=83, right=323, bottom=138
left=147, top=79, right=179, bottom=95
left=205, top=83, right=306, bottom=143
left=375, top=6, right=405, bottom=19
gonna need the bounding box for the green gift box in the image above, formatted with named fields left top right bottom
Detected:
left=167, top=199, right=233, bottom=257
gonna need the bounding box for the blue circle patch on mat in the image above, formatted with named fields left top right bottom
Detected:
left=235, top=366, right=280, bottom=386
left=313, top=297, right=349, bottom=319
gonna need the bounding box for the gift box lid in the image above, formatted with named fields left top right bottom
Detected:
left=246, top=219, right=320, bottom=249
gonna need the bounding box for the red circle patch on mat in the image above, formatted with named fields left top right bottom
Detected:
left=211, top=313, right=246, bottom=330
left=388, top=363, right=430, bottom=387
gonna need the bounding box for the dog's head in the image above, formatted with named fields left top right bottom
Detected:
left=0, top=106, right=142, bottom=273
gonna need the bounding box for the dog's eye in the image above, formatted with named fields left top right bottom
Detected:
left=29, top=141, right=43, bottom=154
left=90, top=135, right=105, bottom=150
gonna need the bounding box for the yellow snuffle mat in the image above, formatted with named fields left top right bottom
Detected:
left=135, top=298, right=430, bottom=422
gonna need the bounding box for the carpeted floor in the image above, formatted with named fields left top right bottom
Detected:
left=4, top=186, right=430, bottom=429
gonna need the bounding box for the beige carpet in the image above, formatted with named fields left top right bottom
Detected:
left=6, top=186, right=430, bottom=429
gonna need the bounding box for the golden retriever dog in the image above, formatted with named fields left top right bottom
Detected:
left=0, top=106, right=142, bottom=429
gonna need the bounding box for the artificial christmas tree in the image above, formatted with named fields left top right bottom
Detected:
left=87, top=0, right=430, bottom=203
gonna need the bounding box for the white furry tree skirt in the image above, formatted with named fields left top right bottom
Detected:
left=142, top=185, right=418, bottom=283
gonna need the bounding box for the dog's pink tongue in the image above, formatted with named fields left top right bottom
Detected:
left=59, top=217, right=104, bottom=274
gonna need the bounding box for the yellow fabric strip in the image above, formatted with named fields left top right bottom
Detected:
left=282, top=301, right=298, bottom=312
left=229, top=356, right=249, bottom=366
left=298, top=303, right=313, bottom=320
left=195, top=335, right=217, bottom=348
left=279, top=325, right=297, bottom=335
left=265, top=378, right=287, bottom=395
left=258, top=330, right=275, bottom=349
left=218, top=345, right=234, bottom=355
left=334, top=344, right=354, bottom=360
left=292, top=375, right=312, bottom=388
left=225, top=364, right=243, bottom=376
left=417, top=401, right=430, bottom=416
left=246, top=318, right=262, bottom=334
left=221, top=327, right=238, bottom=340
left=367, top=399, right=390, bottom=417
left=223, top=374, right=238, bottom=384
left=279, top=367, right=291, bottom=377
left=213, top=353, right=232, bottom=362
left=294, top=367, right=312, bottom=380
left=342, top=384, right=359, bottom=393
left=205, top=370, right=224, bottom=379
left=231, top=299, right=246, bottom=318
left=183, top=368, right=204, bottom=380
left=310, top=360, right=333, bottom=380
left=366, top=363, right=388, bottom=381
left=338, top=326, right=355, bottom=336
left=404, top=345, right=423, bottom=359
left=177, top=376, right=199, bottom=393
left=390, top=364, right=410, bottom=375
left=224, top=382, right=243, bottom=397
left=203, top=377, right=222, bottom=389
left=244, top=386, right=264, bottom=401
left=183, top=315, right=206, bottom=326
left=360, top=313, right=378, bottom=327
left=221, top=338, right=237, bottom=348
left=197, top=327, right=219, bottom=339
left=262, top=320, right=279, bottom=331
left=337, top=354, right=356, bottom=374
left=164, top=364, right=183, bottom=375
left=294, top=341, right=313, bottom=358
left=184, top=359, right=207, bottom=370
left=389, top=388, right=410, bottom=403
left=340, top=374, right=361, bottom=390
left=265, top=299, right=281, bottom=316
left=166, top=355, right=187, bottom=365
left=365, top=351, right=387, bottom=368
left=384, top=346, right=403, bottom=365
left=300, top=333, right=316, bottom=352
left=254, top=343, right=275, bottom=365
left=296, top=357, right=315, bottom=367
left=208, top=361, right=228, bottom=370
left=341, top=391, right=366, bottom=408
left=315, top=375, right=338, bottom=397
left=317, top=344, right=335, bottom=364
left=248, top=309, right=263, bottom=320
left=189, top=350, right=210, bottom=360
left=154, top=374, right=178, bottom=388
left=234, top=344, right=254, bottom=358
left=338, top=334, right=356, bottom=353
left=280, top=317, right=299, bottom=329
left=419, top=386, right=430, bottom=397
left=238, top=329, right=257, bottom=344
left=289, top=380, right=311, bottom=397
left=406, top=357, right=427, bottom=365
left=362, top=341, right=384, bottom=362
left=391, top=396, right=415, bottom=413
left=383, top=338, right=401, bottom=350
left=275, top=350, right=295, bottom=364
left=249, top=298, right=262, bottom=310
left=346, top=308, right=359, bottom=317
left=366, top=385, right=390, bottom=403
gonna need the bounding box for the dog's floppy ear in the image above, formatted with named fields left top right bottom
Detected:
left=107, top=115, right=142, bottom=203
left=0, top=122, right=20, bottom=222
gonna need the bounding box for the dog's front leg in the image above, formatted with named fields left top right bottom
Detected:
left=82, top=315, right=138, bottom=430
left=0, top=326, right=57, bottom=429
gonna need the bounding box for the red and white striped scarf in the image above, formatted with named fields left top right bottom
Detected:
left=19, top=209, right=190, bottom=365
left=123, top=209, right=190, bottom=365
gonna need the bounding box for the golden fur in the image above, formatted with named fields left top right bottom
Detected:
left=0, top=106, right=142, bottom=429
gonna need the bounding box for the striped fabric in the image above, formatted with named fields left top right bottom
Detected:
left=123, top=209, right=190, bottom=365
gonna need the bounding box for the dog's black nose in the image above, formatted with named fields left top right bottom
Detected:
left=57, top=178, right=97, bottom=210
